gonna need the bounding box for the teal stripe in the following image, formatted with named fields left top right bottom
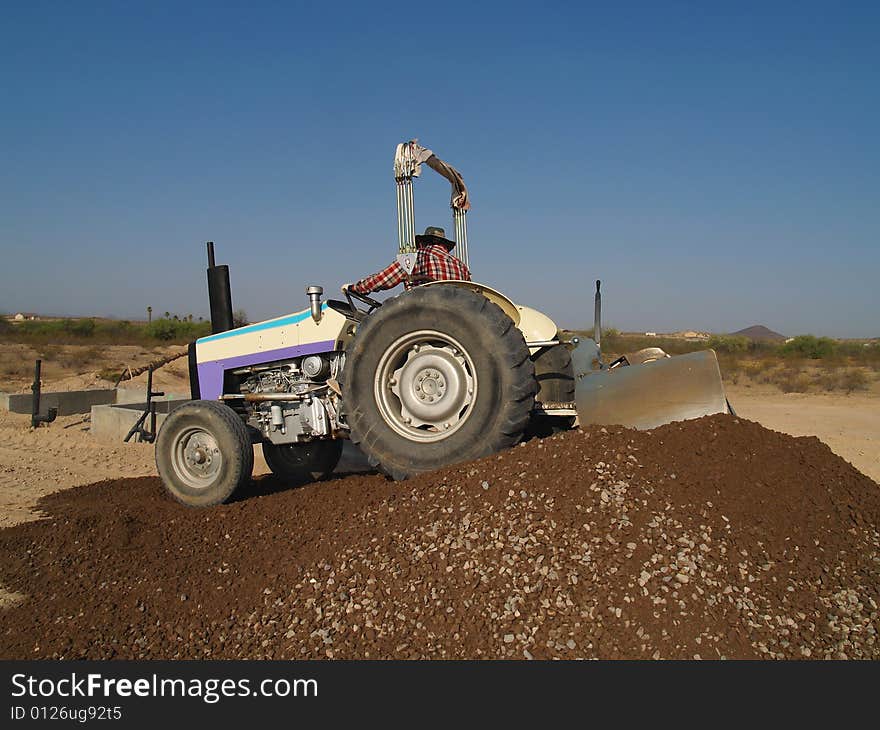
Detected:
left=199, top=304, right=327, bottom=344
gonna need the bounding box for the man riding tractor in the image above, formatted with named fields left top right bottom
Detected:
left=345, top=226, right=471, bottom=296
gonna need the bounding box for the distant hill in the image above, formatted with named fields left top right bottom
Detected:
left=730, top=325, right=786, bottom=341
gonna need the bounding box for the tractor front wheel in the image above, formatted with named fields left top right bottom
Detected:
left=155, top=400, right=254, bottom=507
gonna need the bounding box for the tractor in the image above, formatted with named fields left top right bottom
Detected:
left=156, top=141, right=729, bottom=507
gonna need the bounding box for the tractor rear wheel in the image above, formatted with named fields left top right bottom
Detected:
left=262, top=439, right=343, bottom=484
left=155, top=400, right=254, bottom=507
left=343, top=285, right=536, bottom=479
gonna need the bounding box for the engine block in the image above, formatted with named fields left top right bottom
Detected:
left=231, top=352, right=345, bottom=445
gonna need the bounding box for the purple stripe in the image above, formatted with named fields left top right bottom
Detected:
left=196, top=340, right=336, bottom=400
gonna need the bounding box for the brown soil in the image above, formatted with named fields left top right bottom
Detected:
left=1, top=415, right=877, bottom=660
left=726, top=384, right=880, bottom=483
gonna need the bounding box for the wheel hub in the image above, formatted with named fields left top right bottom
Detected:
left=173, top=429, right=222, bottom=487
left=390, top=345, right=473, bottom=429
left=375, top=331, right=477, bottom=442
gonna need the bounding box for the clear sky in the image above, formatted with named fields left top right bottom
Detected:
left=1, top=1, right=877, bottom=337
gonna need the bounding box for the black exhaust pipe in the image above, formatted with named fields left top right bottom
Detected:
left=206, top=241, right=234, bottom=334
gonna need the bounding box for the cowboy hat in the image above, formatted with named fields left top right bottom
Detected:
left=415, top=226, right=456, bottom=249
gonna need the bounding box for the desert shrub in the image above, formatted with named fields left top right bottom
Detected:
left=69, top=318, right=95, bottom=337
left=780, top=335, right=836, bottom=359
left=15, top=320, right=61, bottom=338
left=143, top=319, right=178, bottom=341
left=748, top=340, right=781, bottom=356
left=0, top=358, right=32, bottom=380
left=814, top=367, right=871, bottom=393
left=144, top=318, right=211, bottom=342
left=716, top=353, right=747, bottom=384
left=815, top=366, right=864, bottom=391
left=839, top=369, right=871, bottom=393
left=741, top=361, right=765, bottom=379
left=62, top=345, right=105, bottom=372
left=775, top=370, right=811, bottom=393
left=37, top=344, right=63, bottom=361
left=835, top=341, right=863, bottom=358
left=233, top=309, right=250, bottom=328
left=2, top=313, right=212, bottom=346
left=97, top=367, right=123, bottom=382
left=756, top=363, right=784, bottom=385
left=16, top=318, right=97, bottom=340
left=707, top=335, right=750, bottom=354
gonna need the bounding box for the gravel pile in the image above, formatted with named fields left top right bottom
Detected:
left=1, top=415, right=878, bottom=659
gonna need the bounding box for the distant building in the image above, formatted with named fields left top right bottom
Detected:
left=645, top=331, right=657, bottom=337
left=13, top=313, right=24, bottom=321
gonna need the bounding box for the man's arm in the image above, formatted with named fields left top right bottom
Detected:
left=350, top=260, right=407, bottom=294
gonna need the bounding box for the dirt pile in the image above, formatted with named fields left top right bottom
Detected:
left=1, top=415, right=878, bottom=660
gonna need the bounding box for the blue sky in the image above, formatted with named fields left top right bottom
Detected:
left=1, top=1, right=877, bottom=337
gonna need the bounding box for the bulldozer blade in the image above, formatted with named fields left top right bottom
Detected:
left=573, top=349, right=727, bottom=430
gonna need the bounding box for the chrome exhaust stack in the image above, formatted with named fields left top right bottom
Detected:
left=306, top=285, right=323, bottom=323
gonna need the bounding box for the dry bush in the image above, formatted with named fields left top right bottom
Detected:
left=809, top=366, right=872, bottom=393
left=721, top=358, right=766, bottom=386
left=97, top=367, right=122, bottom=382
left=717, top=355, right=742, bottom=384
left=61, top=346, right=105, bottom=373
left=37, top=344, right=63, bottom=362
left=0, top=359, right=32, bottom=380
left=741, top=361, right=764, bottom=379
left=776, top=371, right=812, bottom=393
left=757, top=361, right=811, bottom=392
left=757, top=364, right=785, bottom=385
left=838, top=369, right=871, bottom=393
left=812, top=368, right=840, bottom=392
left=0, top=349, right=36, bottom=389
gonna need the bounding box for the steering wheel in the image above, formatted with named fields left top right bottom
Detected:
left=342, top=285, right=382, bottom=316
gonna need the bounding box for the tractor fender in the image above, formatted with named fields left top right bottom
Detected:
left=421, top=280, right=521, bottom=326
left=421, top=280, right=560, bottom=345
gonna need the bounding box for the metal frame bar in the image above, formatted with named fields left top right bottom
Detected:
left=453, top=208, right=469, bottom=268
left=394, top=140, right=471, bottom=272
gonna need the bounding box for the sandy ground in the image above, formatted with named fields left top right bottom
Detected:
left=726, top=383, right=879, bottom=484
left=0, top=343, right=189, bottom=395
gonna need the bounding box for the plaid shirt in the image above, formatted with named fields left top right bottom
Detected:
left=351, top=243, right=471, bottom=294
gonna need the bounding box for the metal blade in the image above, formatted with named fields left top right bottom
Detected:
left=574, top=349, right=727, bottom=430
